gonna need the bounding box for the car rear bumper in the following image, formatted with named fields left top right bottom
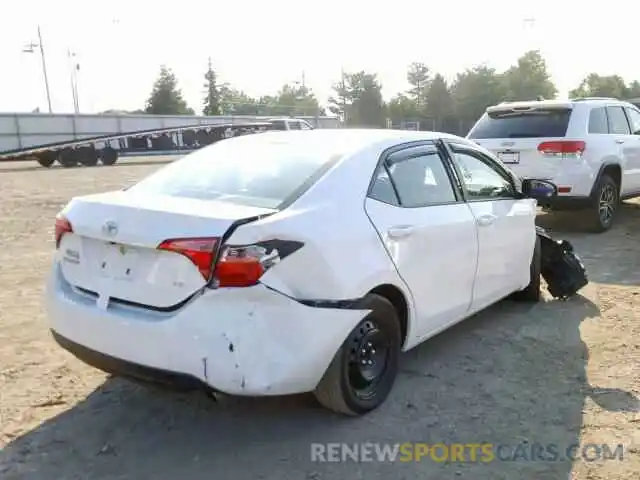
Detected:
left=46, top=262, right=368, bottom=396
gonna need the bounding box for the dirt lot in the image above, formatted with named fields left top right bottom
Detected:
left=0, top=158, right=638, bottom=480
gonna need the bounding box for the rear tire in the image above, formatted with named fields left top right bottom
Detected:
left=100, top=147, right=118, bottom=166
left=314, top=294, right=401, bottom=416
left=58, top=148, right=78, bottom=168
left=36, top=151, right=56, bottom=168
left=512, top=236, right=541, bottom=302
left=585, top=174, right=618, bottom=233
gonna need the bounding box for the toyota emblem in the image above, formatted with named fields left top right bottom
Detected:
left=102, top=220, right=118, bottom=237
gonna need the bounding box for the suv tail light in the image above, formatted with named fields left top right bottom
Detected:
left=55, top=214, right=73, bottom=248
left=537, top=140, right=586, bottom=157
left=157, top=237, right=303, bottom=287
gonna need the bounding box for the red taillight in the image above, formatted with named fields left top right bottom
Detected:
left=214, top=245, right=267, bottom=287
left=157, top=237, right=301, bottom=287
left=55, top=215, right=73, bottom=249
left=157, top=237, right=219, bottom=279
left=537, top=140, right=586, bottom=156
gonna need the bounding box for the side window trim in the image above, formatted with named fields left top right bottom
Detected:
left=366, top=140, right=463, bottom=208
left=443, top=142, right=518, bottom=202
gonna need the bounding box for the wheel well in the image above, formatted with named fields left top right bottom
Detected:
left=602, top=164, right=621, bottom=192
left=368, top=284, right=409, bottom=346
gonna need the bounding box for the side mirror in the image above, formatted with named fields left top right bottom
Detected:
left=521, top=179, right=557, bottom=199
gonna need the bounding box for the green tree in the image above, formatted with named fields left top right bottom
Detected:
left=451, top=65, right=506, bottom=122
left=145, top=65, right=194, bottom=115
left=425, top=74, right=455, bottom=129
left=406, top=62, right=430, bottom=109
left=501, top=50, right=557, bottom=101
left=203, top=58, right=221, bottom=116
left=627, top=80, right=640, bottom=98
left=387, top=94, right=420, bottom=121
left=569, top=73, right=631, bottom=99
left=218, top=85, right=259, bottom=115
left=329, top=71, right=385, bottom=126
left=267, top=84, right=322, bottom=116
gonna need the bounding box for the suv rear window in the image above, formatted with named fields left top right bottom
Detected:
left=468, top=109, right=572, bottom=139
left=129, top=137, right=342, bottom=209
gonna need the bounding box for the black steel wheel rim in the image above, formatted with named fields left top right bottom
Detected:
left=599, top=183, right=616, bottom=225
left=346, top=319, right=391, bottom=400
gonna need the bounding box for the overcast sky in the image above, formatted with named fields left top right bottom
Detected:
left=1, top=0, right=638, bottom=114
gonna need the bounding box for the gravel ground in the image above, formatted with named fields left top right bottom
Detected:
left=0, top=157, right=638, bottom=480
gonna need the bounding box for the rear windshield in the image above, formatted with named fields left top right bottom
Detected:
left=128, top=136, right=342, bottom=209
left=468, top=108, right=572, bottom=139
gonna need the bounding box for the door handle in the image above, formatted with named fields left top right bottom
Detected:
left=615, top=139, right=625, bottom=144
left=476, top=214, right=498, bottom=227
left=388, top=225, right=415, bottom=238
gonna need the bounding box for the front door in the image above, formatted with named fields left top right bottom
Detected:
left=445, top=142, right=537, bottom=313
left=364, top=142, right=478, bottom=341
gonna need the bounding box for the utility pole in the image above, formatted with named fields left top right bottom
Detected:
left=68, top=49, right=80, bottom=113
left=340, top=66, right=347, bottom=125
left=23, top=25, right=52, bottom=113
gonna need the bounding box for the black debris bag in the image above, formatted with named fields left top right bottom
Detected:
left=536, top=226, right=588, bottom=300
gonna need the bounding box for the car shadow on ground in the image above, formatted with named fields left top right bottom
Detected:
left=3, top=294, right=636, bottom=479
left=536, top=202, right=640, bottom=287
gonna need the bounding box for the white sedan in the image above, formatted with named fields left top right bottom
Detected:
left=46, top=129, right=556, bottom=416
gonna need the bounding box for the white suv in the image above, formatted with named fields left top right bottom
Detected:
left=467, top=98, right=640, bottom=232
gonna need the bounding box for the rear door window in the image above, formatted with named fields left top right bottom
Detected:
left=288, top=121, right=301, bottom=130
left=588, top=107, right=609, bottom=134
left=606, top=106, right=631, bottom=134
left=468, top=109, right=572, bottom=139
left=624, top=107, right=640, bottom=135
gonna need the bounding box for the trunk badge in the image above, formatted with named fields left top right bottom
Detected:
left=501, top=141, right=515, bottom=147
left=102, top=220, right=118, bottom=237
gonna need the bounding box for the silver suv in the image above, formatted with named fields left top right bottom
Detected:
left=467, top=98, right=640, bottom=232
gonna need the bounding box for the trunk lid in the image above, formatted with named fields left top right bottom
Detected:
left=58, top=191, right=275, bottom=309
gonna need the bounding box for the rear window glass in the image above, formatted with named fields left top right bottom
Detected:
left=128, top=136, right=342, bottom=209
left=468, top=109, right=571, bottom=139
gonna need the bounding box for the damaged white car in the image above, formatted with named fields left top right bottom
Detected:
left=46, top=129, right=557, bottom=415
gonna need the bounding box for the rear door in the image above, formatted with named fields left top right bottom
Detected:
left=364, top=141, right=478, bottom=340
left=467, top=104, right=575, bottom=179
left=444, top=141, right=537, bottom=312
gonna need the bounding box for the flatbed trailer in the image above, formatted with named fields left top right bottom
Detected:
left=0, top=122, right=272, bottom=167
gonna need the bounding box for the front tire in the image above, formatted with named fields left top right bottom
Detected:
left=512, top=235, right=541, bottom=302
left=314, top=294, right=401, bottom=416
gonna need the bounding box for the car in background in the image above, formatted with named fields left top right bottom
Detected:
left=467, top=97, right=640, bottom=232
left=46, top=129, right=556, bottom=416
left=267, top=118, right=314, bottom=131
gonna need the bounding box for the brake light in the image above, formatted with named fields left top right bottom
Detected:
left=537, top=141, right=585, bottom=156
left=157, top=238, right=303, bottom=287
left=55, top=214, right=73, bottom=249
left=158, top=237, right=219, bottom=279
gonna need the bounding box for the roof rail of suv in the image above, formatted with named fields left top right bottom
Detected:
left=571, top=97, right=619, bottom=102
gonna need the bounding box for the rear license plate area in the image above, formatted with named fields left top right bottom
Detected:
left=100, top=243, right=138, bottom=281
left=497, top=151, right=520, bottom=164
